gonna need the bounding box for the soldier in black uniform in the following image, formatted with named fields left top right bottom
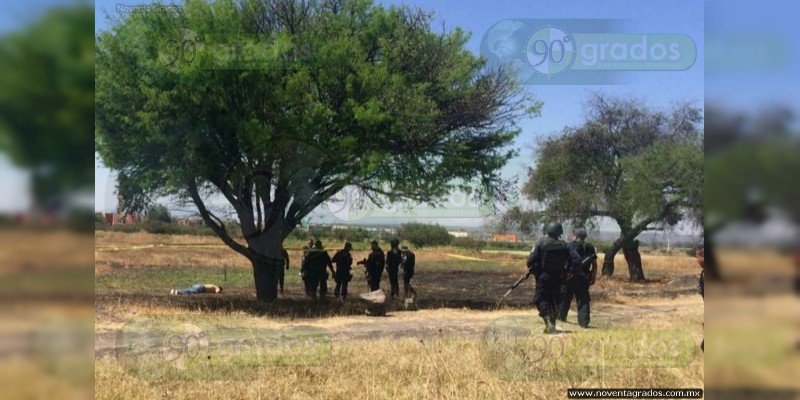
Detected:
left=527, top=222, right=583, bottom=334
left=364, top=240, right=385, bottom=291
left=300, top=239, right=315, bottom=296
left=558, top=228, right=597, bottom=328
left=278, top=247, right=290, bottom=294
left=386, top=239, right=403, bottom=298
left=332, top=242, right=354, bottom=300
left=304, top=240, right=335, bottom=299
left=401, top=246, right=417, bottom=298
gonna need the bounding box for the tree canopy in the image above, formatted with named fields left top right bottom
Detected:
left=0, top=4, right=94, bottom=211
left=503, top=93, right=703, bottom=280
left=95, top=0, right=531, bottom=301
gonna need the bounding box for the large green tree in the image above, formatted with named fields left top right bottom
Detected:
left=0, top=4, right=94, bottom=212
left=505, top=94, right=703, bottom=281
left=96, top=0, right=530, bottom=302
left=704, top=106, right=800, bottom=280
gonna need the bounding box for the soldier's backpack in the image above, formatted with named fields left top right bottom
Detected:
left=539, top=237, right=570, bottom=275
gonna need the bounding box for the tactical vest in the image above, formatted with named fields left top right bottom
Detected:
left=539, top=237, right=569, bottom=274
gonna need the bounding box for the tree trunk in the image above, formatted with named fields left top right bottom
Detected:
left=247, top=224, right=286, bottom=304
left=702, top=233, right=720, bottom=281
left=623, top=239, right=645, bottom=281
left=252, top=257, right=280, bottom=303
left=601, top=245, right=619, bottom=277
left=601, top=222, right=646, bottom=281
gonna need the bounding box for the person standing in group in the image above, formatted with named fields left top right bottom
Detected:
left=558, top=228, right=597, bottom=328
left=332, top=242, right=354, bottom=300
left=527, top=223, right=583, bottom=334
left=364, top=240, right=385, bottom=291
left=401, top=245, right=417, bottom=298
left=304, top=240, right=335, bottom=299
left=300, top=239, right=315, bottom=296
left=386, top=239, right=403, bottom=298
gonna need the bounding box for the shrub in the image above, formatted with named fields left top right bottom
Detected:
left=332, top=227, right=371, bottom=242
left=109, top=223, right=141, bottom=233
left=396, top=222, right=452, bottom=248
left=451, top=236, right=487, bottom=251
left=290, top=229, right=309, bottom=241
left=66, top=208, right=96, bottom=233
left=487, top=240, right=529, bottom=250
left=145, top=204, right=172, bottom=223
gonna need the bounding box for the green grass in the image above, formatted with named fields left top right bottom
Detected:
left=96, top=258, right=519, bottom=296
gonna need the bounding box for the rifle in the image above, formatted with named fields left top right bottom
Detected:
left=496, top=253, right=598, bottom=307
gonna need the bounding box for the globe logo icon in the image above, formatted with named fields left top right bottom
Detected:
left=523, top=26, right=576, bottom=77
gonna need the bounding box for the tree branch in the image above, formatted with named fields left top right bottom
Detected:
left=187, top=178, right=253, bottom=260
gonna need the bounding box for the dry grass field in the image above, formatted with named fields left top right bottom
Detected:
left=0, top=230, right=94, bottom=400
left=91, top=231, right=713, bottom=399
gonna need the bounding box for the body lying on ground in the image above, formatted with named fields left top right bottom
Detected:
left=170, top=284, right=223, bottom=295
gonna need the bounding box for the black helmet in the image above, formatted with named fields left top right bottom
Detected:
left=545, top=222, right=563, bottom=237
left=573, top=228, right=587, bottom=240
left=344, top=242, right=352, bottom=250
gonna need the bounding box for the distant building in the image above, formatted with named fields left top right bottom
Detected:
left=102, top=212, right=140, bottom=225
left=448, top=231, right=469, bottom=238
left=492, top=233, right=518, bottom=243
left=176, top=217, right=199, bottom=227
left=13, top=213, right=31, bottom=225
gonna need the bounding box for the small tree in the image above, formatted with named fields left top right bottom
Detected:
left=504, top=93, right=703, bottom=281
left=0, top=5, right=94, bottom=212
left=397, top=222, right=452, bottom=248
left=146, top=204, right=172, bottom=223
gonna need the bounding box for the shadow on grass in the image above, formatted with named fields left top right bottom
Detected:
left=96, top=267, right=696, bottom=320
